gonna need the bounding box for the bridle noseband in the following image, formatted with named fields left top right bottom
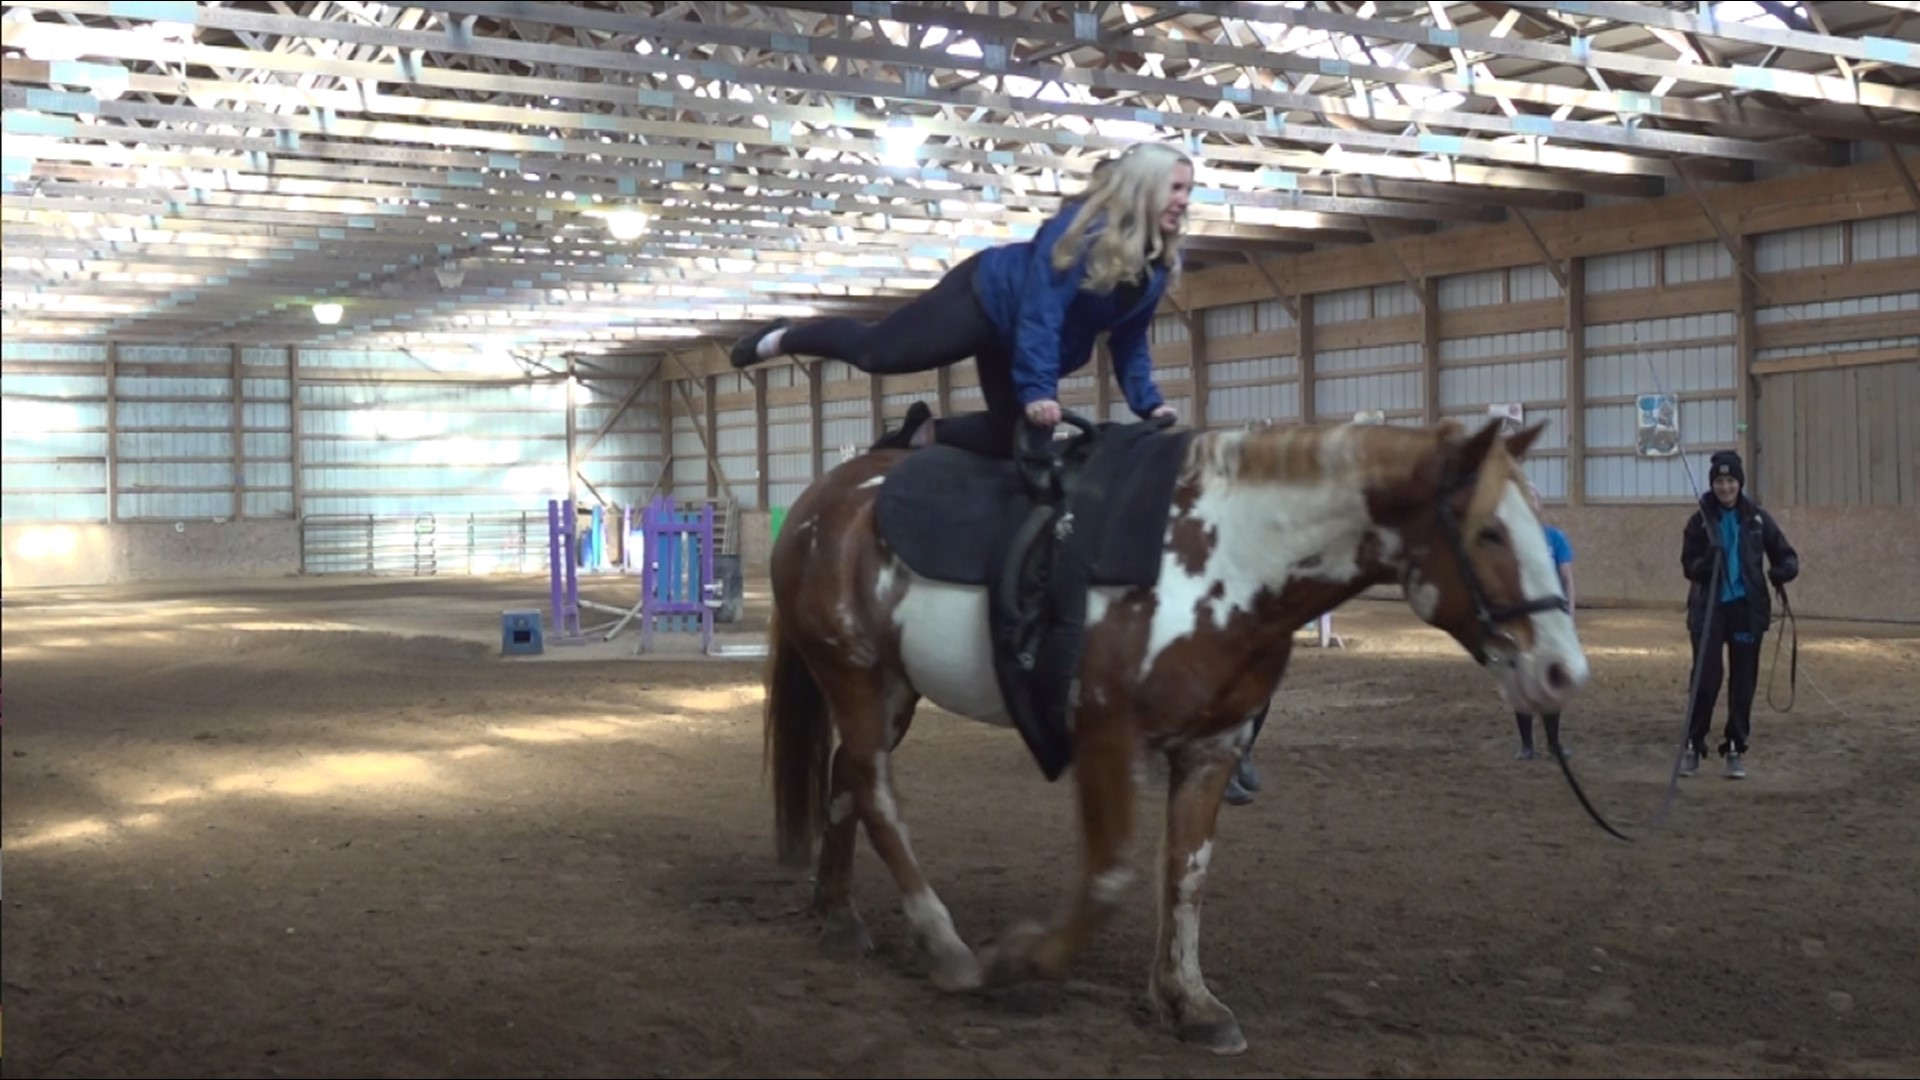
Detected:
left=1422, top=464, right=1570, bottom=668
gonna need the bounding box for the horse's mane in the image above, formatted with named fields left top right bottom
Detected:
left=1182, top=420, right=1524, bottom=536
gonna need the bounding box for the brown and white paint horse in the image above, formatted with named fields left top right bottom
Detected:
left=760, top=416, right=1588, bottom=1054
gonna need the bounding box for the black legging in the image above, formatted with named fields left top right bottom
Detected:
left=1246, top=697, right=1271, bottom=749
left=1687, top=600, right=1763, bottom=755
left=779, top=253, right=1047, bottom=458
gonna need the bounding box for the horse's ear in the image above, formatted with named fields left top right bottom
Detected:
left=1452, top=418, right=1504, bottom=478
left=1504, top=421, right=1547, bottom=460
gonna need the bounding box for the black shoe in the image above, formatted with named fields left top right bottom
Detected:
left=728, top=318, right=791, bottom=370
left=1223, top=772, right=1255, bottom=806
left=1236, top=755, right=1262, bottom=792
left=871, top=401, right=933, bottom=451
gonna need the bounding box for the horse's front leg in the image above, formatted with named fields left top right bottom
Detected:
left=1149, top=737, right=1247, bottom=1055
left=982, top=720, right=1138, bottom=983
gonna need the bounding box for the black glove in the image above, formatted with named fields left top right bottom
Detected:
left=1768, top=568, right=1787, bottom=587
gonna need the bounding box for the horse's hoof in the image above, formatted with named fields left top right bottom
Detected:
left=979, top=919, right=1046, bottom=988
left=817, top=913, right=874, bottom=958
left=930, top=947, right=984, bottom=993
left=1179, top=1017, right=1248, bottom=1056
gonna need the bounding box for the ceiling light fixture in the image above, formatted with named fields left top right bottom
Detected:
left=605, top=209, right=649, bottom=240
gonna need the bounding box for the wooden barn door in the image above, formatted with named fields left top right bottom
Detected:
left=1755, top=353, right=1918, bottom=507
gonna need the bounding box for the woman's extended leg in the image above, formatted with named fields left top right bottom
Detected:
left=730, top=253, right=995, bottom=376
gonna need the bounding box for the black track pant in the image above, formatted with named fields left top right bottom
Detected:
left=1244, top=697, right=1272, bottom=752
left=1687, top=600, right=1763, bottom=755
left=779, top=252, right=1047, bottom=458
left=1514, top=711, right=1562, bottom=748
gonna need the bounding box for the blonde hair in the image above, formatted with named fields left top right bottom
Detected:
left=1050, top=142, right=1191, bottom=294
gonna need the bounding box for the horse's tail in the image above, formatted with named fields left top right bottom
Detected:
left=762, top=601, right=832, bottom=868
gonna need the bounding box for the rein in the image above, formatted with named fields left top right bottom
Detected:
left=1546, top=551, right=1733, bottom=844
left=1767, top=583, right=1799, bottom=712
left=1550, top=547, right=1800, bottom=844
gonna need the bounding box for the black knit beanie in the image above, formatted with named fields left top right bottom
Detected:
left=1709, top=450, right=1745, bottom=487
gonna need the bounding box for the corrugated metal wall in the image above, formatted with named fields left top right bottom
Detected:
left=1202, top=298, right=1299, bottom=427
left=15, top=208, right=1910, bottom=551
left=1311, top=284, right=1425, bottom=425
left=1581, top=239, right=1739, bottom=502
left=298, top=349, right=662, bottom=573
left=114, top=344, right=241, bottom=521
left=2, top=339, right=665, bottom=573
left=573, top=368, right=665, bottom=511
left=1148, top=311, right=1195, bottom=424
left=240, top=346, right=298, bottom=519
left=649, top=210, right=1910, bottom=515
left=299, top=375, right=565, bottom=518
left=2, top=341, right=112, bottom=522
left=764, top=362, right=815, bottom=510
left=1436, top=262, right=1572, bottom=500
left=711, top=372, right=759, bottom=510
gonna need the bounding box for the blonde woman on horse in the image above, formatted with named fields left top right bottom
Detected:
left=727, top=141, right=1191, bottom=456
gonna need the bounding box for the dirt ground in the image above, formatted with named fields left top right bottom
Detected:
left=3, top=573, right=1917, bottom=1079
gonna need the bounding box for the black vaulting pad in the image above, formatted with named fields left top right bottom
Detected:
left=874, top=421, right=1195, bottom=590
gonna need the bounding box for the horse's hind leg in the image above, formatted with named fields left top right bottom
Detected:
left=828, top=671, right=983, bottom=991
left=1148, top=737, right=1246, bottom=1055
left=811, top=741, right=874, bottom=957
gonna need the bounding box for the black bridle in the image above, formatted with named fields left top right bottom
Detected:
left=1425, top=467, right=1571, bottom=668
left=1424, top=465, right=1644, bottom=843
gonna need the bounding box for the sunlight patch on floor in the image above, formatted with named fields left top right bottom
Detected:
left=10, top=697, right=741, bottom=857
left=13, top=747, right=473, bottom=854
left=136, top=785, right=207, bottom=806
left=487, top=716, right=642, bottom=743
left=11, top=809, right=171, bottom=852
left=665, top=685, right=766, bottom=713
left=446, top=743, right=506, bottom=760
left=224, top=621, right=365, bottom=633
left=208, top=751, right=440, bottom=797
left=10, top=817, right=115, bottom=851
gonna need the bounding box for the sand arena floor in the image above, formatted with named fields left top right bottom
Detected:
left=3, top=574, right=1917, bottom=1078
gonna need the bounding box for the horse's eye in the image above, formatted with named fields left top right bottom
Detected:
left=1478, top=526, right=1506, bottom=546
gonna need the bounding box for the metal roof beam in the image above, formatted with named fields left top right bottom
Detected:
left=756, top=0, right=1920, bottom=123
left=1, top=4, right=1791, bottom=179
left=1, top=37, right=1659, bottom=197
left=385, top=0, right=1836, bottom=163
left=1194, top=1, right=1920, bottom=114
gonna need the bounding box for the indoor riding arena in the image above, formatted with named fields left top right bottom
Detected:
left=3, top=3, right=1917, bottom=1078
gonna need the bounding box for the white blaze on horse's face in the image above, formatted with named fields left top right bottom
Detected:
left=1485, top=477, right=1589, bottom=714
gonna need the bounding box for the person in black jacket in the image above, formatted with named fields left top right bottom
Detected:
left=1679, top=449, right=1799, bottom=780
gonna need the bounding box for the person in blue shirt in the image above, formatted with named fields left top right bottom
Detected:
left=724, top=141, right=1189, bottom=457
left=1515, top=482, right=1577, bottom=761
left=1678, top=449, right=1799, bottom=780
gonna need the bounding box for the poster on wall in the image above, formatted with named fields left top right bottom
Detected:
left=1488, top=402, right=1524, bottom=435
left=1636, top=393, right=1680, bottom=457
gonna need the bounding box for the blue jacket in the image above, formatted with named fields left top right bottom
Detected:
left=967, top=204, right=1172, bottom=417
